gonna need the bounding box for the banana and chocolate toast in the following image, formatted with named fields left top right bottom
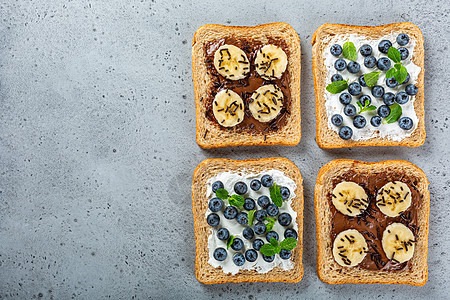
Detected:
left=192, top=23, right=301, bottom=149
left=315, top=159, right=430, bottom=286
left=192, top=158, right=303, bottom=284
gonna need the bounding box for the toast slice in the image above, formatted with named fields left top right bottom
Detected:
left=312, top=23, right=425, bottom=148
left=315, top=159, right=430, bottom=286
left=192, top=158, right=303, bottom=284
left=192, top=23, right=301, bottom=149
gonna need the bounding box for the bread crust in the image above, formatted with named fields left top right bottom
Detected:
left=315, top=159, right=430, bottom=285
left=312, top=23, right=425, bottom=149
left=192, top=157, right=304, bottom=284
left=192, top=23, right=301, bottom=149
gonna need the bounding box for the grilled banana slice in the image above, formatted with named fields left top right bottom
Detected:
left=331, top=182, right=369, bottom=217
left=333, top=229, right=368, bottom=267
left=255, top=44, right=288, bottom=80
left=213, top=45, right=250, bottom=80
left=248, top=84, right=284, bottom=123
left=212, top=90, right=245, bottom=127
left=376, top=181, right=412, bottom=217
left=382, top=223, right=415, bottom=263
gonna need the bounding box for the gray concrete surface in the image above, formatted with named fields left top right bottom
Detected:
left=0, top=0, right=449, bottom=299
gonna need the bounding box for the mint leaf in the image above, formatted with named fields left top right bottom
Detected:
left=343, top=40, right=357, bottom=61
left=386, top=68, right=396, bottom=78
left=356, top=101, right=363, bottom=110
left=326, top=80, right=348, bottom=94
left=358, top=100, right=377, bottom=114
left=280, top=238, right=298, bottom=251
left=269, top=183, right=283, bottom=207
left=247, top=210, right=256, bottom=226
left=227, top=235, right=235, bottom=250
left=388, top=47, right=401, bottom=63
left=270, top=237, right=278, bottom=247
left=363, top=71, right=381, bottom=88
left=385, top=103, right=402, bottom=124
left=215, top=188, right=229, bottom=200
left=394, top=63, right=402, bottom=70
left=394, top=65, right=408, bottom=85
left=260, top=244, right=277, bottom=256
left=229, top=194, right=245, bottom=207
left=264, top=217, right=276, bottom=232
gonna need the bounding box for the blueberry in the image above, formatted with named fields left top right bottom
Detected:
left=261, top=175, right=273, bottom=187
left=233, top=253, right=245, bottom=266
left=378, top=105, right=391, bottom=118
left=347, top=61, right=360, bottom=74
left=353, top=115, right=366, bottom=129
left=398, top=117, right=413, bottom=130
left=266, top=231, right=279, bottom=242
left=401, top=73, right=410, bottom=85
left=278, top=213, right=292, bottom=226
left=245, top=249, right=258, bottom=262
left=377, top=57, right=391, bottom=71
left=358, top=75, right=367, bottom=87
left=397, top=33, right=409, bottom=46
left=213, top=248, right=227, bottom=261
left=330, top=44, right=343, bottom=56
left=386, top=77, right=398, bottom=88
left=209, top=197, right=224, bottom=212
left=254, top=210, right=267, bottom=222
left=223, top=206, right=238, bottom=219
left=284, top=228, right=298, bottom=239
left=359, top=44, right=373, bottom=56
left=262, top=254, right=275, bottom=262
left=231, top=237, right=244, bottom=251
left=252, top=239, right=264, bottom=251
left=378, top=39, right=392, bottom=54
left=371, top=116, right=382, bottom=127
left=243, top=227, right=255, bottom=240
left=212, top=181, right=224, bottom=192
left=279, top=249, right=292, bottom=260
left=280, top=187, right=290, bottom=200
left=396, top=92, right=409, bottom=104
left=331, top=74, right=343, bottom=82
left=371, top=85, right=385, bottom=98
left=339, top=92, right=352, bottom=105
left=266, top=204, right=279, bottom=217
left=207, top=213, right=220, bottom=226
left=234, top=181, right=247, bottom=195
left=364, top=56, right=377, bottom=68
left=383, top=92, right=396, bottom=106
left=243, top=198, right=256, bottom=210
left=348, top=82, right=362, bottom=96
left=334, top=59, right=347, bottom=71
left=257, top=196, right=270, bottom=209
left=236, top=212, right=248, bottom=225
left=398, top=47, right=409, bottom=60
left=359, top=95, right=371, bottom=107
left=217, top=228, right=230, bottom=241
left=344, top=104, right=357, bottom=117
left=405, top=84, right=418, bottom=96
left=331, top=114, right=343, bottom=126
left=254, top=221, right=267, bottom=235
left=339, top=126, right=353, bottom=140
left=250, top=179, right=261, bottom=191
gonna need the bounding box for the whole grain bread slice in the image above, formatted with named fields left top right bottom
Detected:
left=192, top=157, right=304, bottom=284
left=312, top=23, right=425, bottom=149
left=192, top=23, right=301, bottom=149
left=315, top=159, right=430, bottom=285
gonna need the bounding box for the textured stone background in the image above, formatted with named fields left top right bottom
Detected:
left=0, top=0, right=449, bottom=299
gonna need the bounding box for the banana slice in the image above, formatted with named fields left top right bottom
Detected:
left=331, top=182, right=369, bottom=217
left=333, top=229, right=368, bottom=267
left=382, top=223, right=415, bottom=263
left=212, top=90, right=245, bottom=127
left=255, top=45, right=288, bottom=80
left=213, top=45, right=250, bottom=80
left=376, top=181, right=412, bottom=217
left=248, top=84, right=284, bottom=123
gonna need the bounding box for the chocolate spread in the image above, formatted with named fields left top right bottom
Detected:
left=204, top=38, right=291, bottom=133
left=329, top=170, right=421, bottom=271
